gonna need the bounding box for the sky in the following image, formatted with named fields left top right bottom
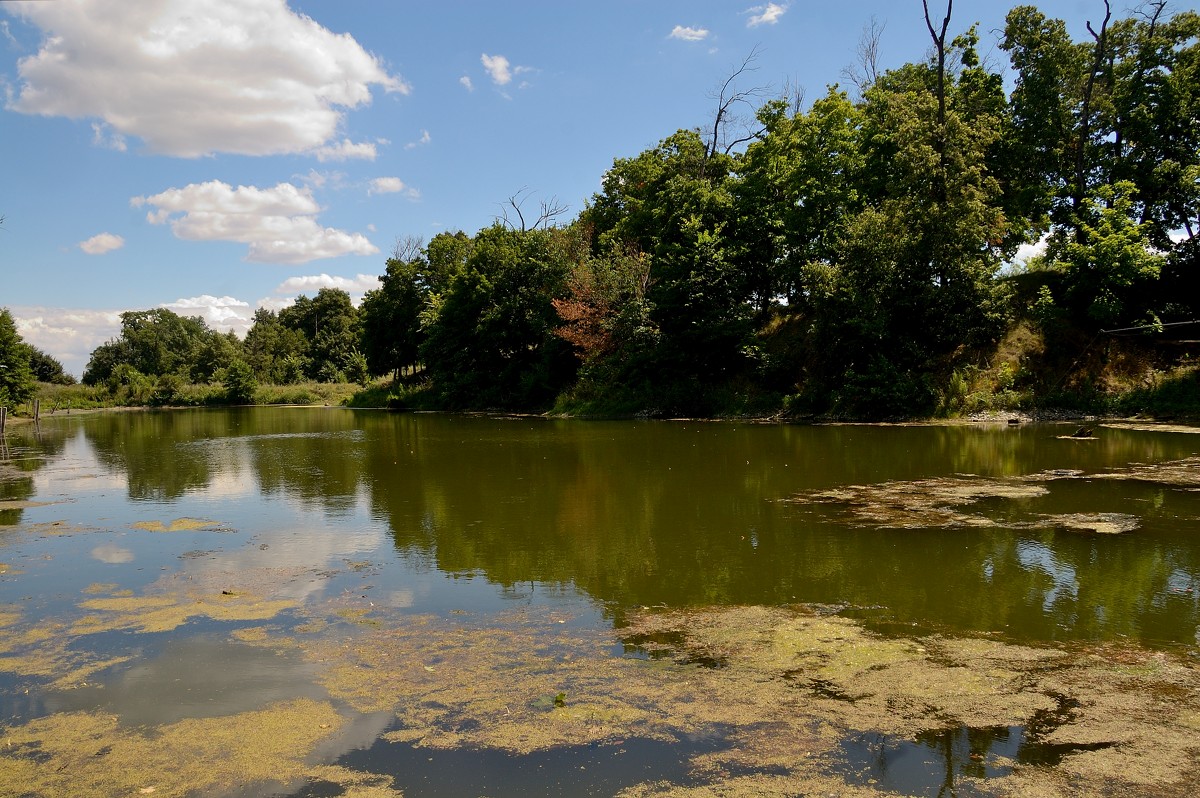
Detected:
left=1, top=0, right=1106, bottom=378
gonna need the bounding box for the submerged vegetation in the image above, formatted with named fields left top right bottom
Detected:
left=5, top=581, right=1200, bottom=797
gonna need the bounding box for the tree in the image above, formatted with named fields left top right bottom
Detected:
left=243, top=308, right=309, bottom=384
left=1047, top=182, right=1165, bottom=326
left=360, top=242, right=430, bottom=380
left=82, top=308, right=222, bottom=385
left=0, top=308, right=36, bottom=407
left=420, top=224, right=574, bottom=407
left=223, top=359, right=257, bottom=404
left=584, top=129, right=753, bottom=395
left=27, top=346, right=74, bottom=385
left=278, top=289, right=361, bottom=382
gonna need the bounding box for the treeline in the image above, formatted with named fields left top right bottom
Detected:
left=69, top=3, right=1200, bottom=416
left=78, top=291, right=370, bottom=405
left=1, top=308, right=73, bottom=409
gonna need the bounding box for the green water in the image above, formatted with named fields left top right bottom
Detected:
left=2, top=408, right=1199, bottom=795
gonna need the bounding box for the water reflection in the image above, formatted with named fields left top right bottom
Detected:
left=15, top=410, right=1198, bottom=646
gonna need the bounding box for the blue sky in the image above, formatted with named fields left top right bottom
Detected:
left=1, top=0, right=1102, bottom=377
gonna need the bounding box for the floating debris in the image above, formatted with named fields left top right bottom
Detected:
left=1038, top=513, right=1141, bottom=535
left=130, top=518, right=232, bottom=533
left=793, top=477, right=1048, bottom=528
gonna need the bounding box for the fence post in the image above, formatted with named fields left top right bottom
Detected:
left=0, top=406, right=6, bottom=435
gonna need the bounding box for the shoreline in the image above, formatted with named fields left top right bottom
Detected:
left=5, top=402, right=1197, bottom=431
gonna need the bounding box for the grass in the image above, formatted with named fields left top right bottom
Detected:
left=22, top=379, right=369, bottom=415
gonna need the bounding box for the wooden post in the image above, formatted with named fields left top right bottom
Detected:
left=33, top=399, right=40, bottom=422
left=0, top=406, right=6, bottom=435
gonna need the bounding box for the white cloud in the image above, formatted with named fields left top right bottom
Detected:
left=1014, top=236, right=1049, bottom=264
left=459, top=75, right=474, bottom=92
left=79, top=232, right=125, bottom=255
left=405, top=129, right=431, bottom=150
left=312, top=138, right=377, bottom=162
left=481, top=53, right=512, bottom=85
left=256, top=296, right=296, bottom=314
left=162, top=295, right=254, bottom=335
left=132, top=180, right=378, bottom=264
left=7, top=0, right=407, bottom=158
left=746, top=3, right=788, bottom=27
left=669, top=25, right=710, bottom=42
left=369, top=177, right=405, bottom=195
left=273, top=273, right=381, bottom=299
left=11, top=306, right=124, bottom=378
left=92, top=544, right=135, bottom=564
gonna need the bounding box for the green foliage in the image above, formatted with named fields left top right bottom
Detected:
left=82, top=308, right=242, bottom=387
left=420, top=224, right=575, bottom=407
left=360, top=252, right=430, bottom=379
left=0, top=308, right=37, bottom=407
left=27, top=346, right=74, bottom=385
left=1048, top=182, right=1165, bottom=326
left=151, top=373, right=183, bottom=406
left=223, top=359, right=257, bottom=405
left=243, top=308, right=309, bottom=384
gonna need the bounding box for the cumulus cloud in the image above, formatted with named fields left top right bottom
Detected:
left=746, top=3, right=788, bottom=27
left=460, top=75, right=474, bottom=92
left=162, top=295, right=255, bottom=335
left=79, top=232, right=125, bottom=255
left=132, top=180, right=378, bottom=264
left=7, top=0, right=407, bottom=158
left=481, top=53, right=512, bottom=85
left=312, top=139, right=378, bottom=162
left=273, top=273, right=381, bottom=298
left=669, top=25, right=710, bottom=42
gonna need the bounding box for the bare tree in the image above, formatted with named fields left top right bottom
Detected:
left=391, top=234, right=425, bottom=263
left=497, top=188, right=569, bottom=232
left=1074, top=0, right=1112, bottom=219
left=923, top=0, right=953, bottom=129
left=705, top=45, right=771, bottom=160
left=842, top=16, right=886, bottom=96
left=780, top=75, right=807, bottom=117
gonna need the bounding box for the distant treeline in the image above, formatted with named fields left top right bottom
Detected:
left=41, top=4, right=1200, bottom=417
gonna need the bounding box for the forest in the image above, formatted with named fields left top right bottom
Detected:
left=5, top=2, right=1199, bottom=419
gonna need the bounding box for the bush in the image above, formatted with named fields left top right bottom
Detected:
left=224, top=360, right=257, bottom=404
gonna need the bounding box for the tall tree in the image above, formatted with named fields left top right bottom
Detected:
left=360, top=242, right=431, bottom=380
left=420, top=224, right=574, bottom=407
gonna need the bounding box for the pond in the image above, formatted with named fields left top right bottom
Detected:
left=2, top=408, right=1199, bottom=796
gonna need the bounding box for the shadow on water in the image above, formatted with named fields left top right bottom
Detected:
left=298, top=729, right=730, bottom=798
left=838, top=695, right=1114, bottom=796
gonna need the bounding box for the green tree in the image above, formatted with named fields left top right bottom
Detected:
left=223, top=359, right=257, bottom=404
left=420, top=224, right=574, bottom=407
left=27, top=346, right=75, bottom=385
left=1047, top=182, right=1166, bottom=326
left=243, top=308, right=309, bottom=384
left=360, top=248, right=429, bottom=380
left=82, top=308, right=216, bottom=385
left=584, top=129, right=753, bottom=399
left=0, top=308, right=37, bottom=407
left=278, top=289, right=360, bottom=382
